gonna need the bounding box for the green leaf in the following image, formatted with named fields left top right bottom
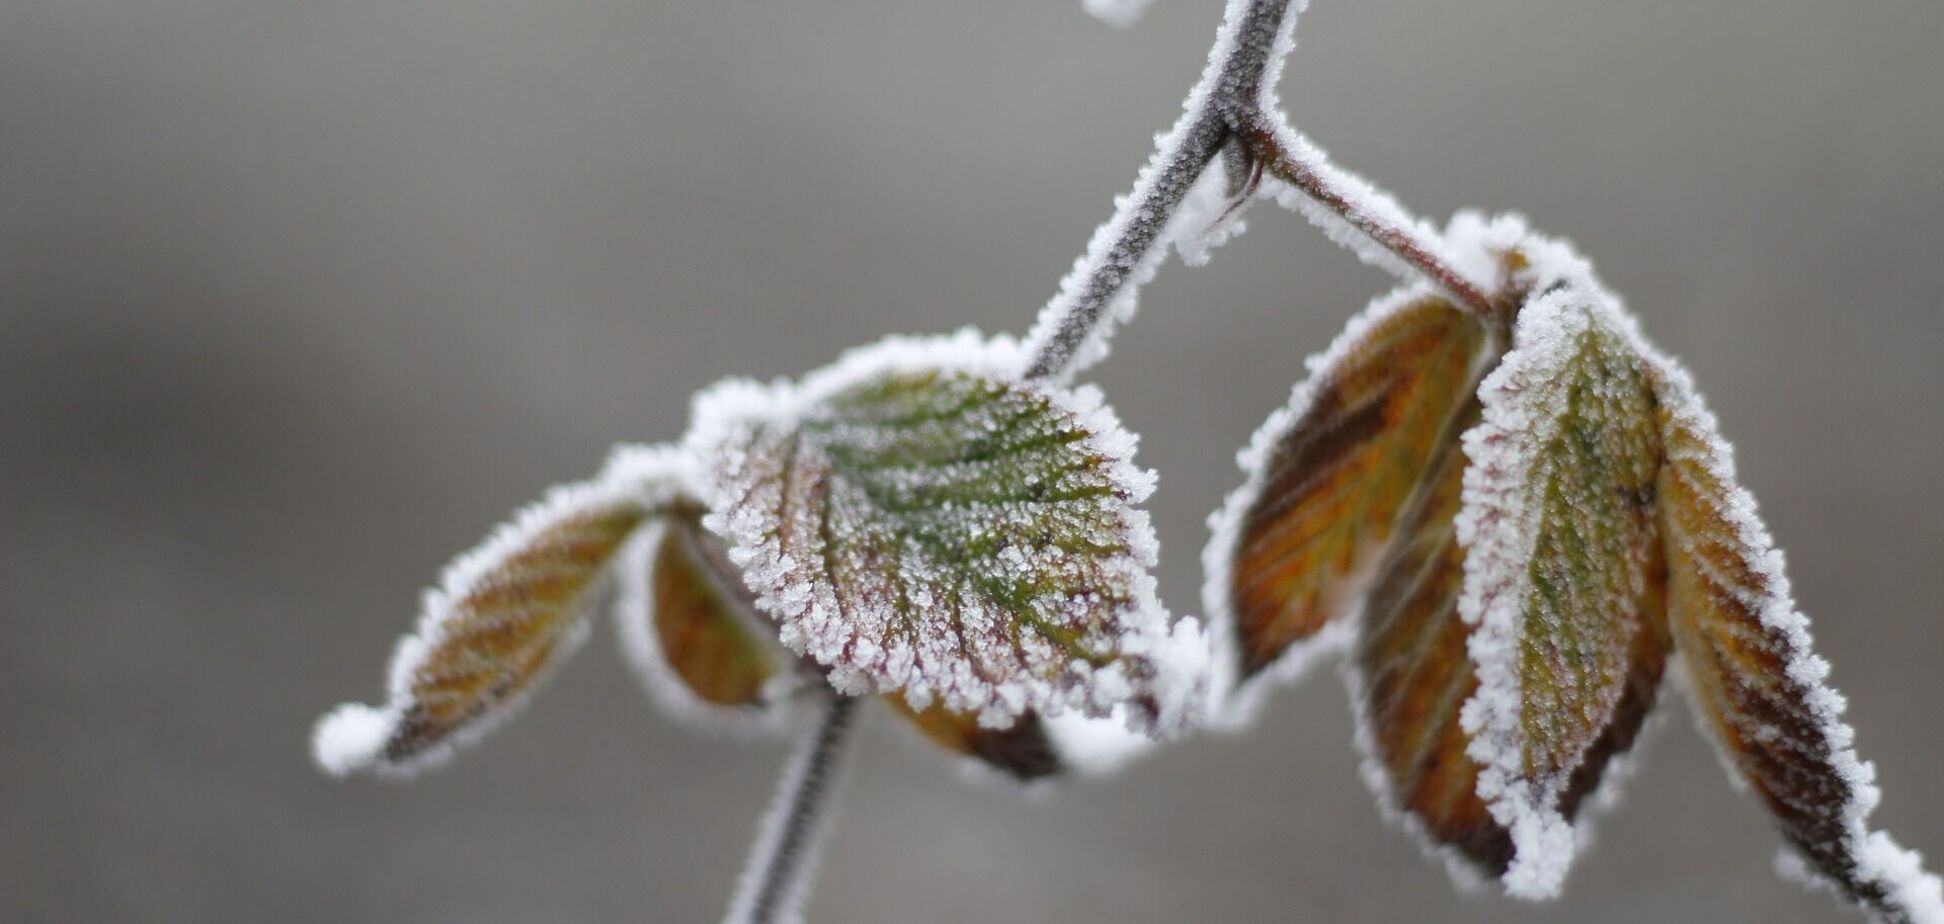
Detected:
left=688, top=332, right=1178, bottom=729
left=1456, top=288, right=1669, bottom=897
left=617, top=492, right=1079, bottom=780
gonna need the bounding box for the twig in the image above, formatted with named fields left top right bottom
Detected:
left=1020, top=0, right=1499, bottom=382
left=722, top=694, right=863, bottom=924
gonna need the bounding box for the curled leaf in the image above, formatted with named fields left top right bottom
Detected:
left=613, top=500, right=797, bottom=731
left=1651, top=360, right=1944, bottom=923
left=1205, top=288, right=1490, bottom=713
left=688, top=331, right=1183, bottom=731
left=1456, top=286, right=1669, bottom=897
left=311, top=446, right=686, bottom=776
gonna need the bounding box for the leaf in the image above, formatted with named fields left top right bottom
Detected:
left=689, top=331, right=1177, bottom=729
left=1456, top=288, right=1669, bottom=898
left=1353, top=398, right=1513, bottom=879
left=613, top=499, right=795, bottom=730
left=616, top=492, right=1073, bottom=778
left=311, top=446, right=687, bottom=776
left=1205, top=288, right=1489, bottom=704
left=1651, top=360, right=1944, bottom=923
left=885, top=697, right=1064, bottom=782
left=1356, top=393, right=1669, bottom=890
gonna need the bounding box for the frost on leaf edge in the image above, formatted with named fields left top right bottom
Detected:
left=683, top=328, right=1197, bottom=734
left=610, top=514, right=804, bottom=739
left=1453, top=282, right=1647, bottom=896
left=1200, top=280, right=1445, bottom=729
left=1450, top=232, right=1648, bottom=899
left=1650, top=357, right=1944, bottom=923
left=310, top=444, right=690, bottom=778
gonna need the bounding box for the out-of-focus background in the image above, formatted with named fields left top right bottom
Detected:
left=5, top=0, right=1941, bottom=921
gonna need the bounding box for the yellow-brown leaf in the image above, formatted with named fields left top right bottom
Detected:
left=1223, top=295, right=1488, bottom=681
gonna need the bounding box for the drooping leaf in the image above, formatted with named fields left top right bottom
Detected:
left=1456, top=288, right=1669, bottom=897
left=613, top=499, right=796, bottom=729
left=1651, top=360, right=1944, bottom=923
left=1356, top=392, right=1669, bottom=888
left=1353, top=399, right=1512, bottom=879
left=885, top=697, right=1064, bottom=782
left=1205, top=288, right=1489, bottom=704
left=688, top=331, right=1178, bottom=729
left=312, top=445, right=689, bottom=776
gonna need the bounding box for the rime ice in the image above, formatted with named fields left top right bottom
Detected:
left=686, top=330, right=1189, bottom=733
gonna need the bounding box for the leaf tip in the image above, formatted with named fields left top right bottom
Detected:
left=311, top=702, right=395, bottom=778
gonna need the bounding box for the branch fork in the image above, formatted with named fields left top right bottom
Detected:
left=1022, top=0, right=1500, bottom=382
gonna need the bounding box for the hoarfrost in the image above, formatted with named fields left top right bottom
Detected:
left=686, top=330, right=1193, bottom=734
left=1454, top=277, right=1661, bottom=898
left=1020, top=0, right=1303, bottom=381
left=1202, top=282, right=1448, bottom=727
left=1650, top=351, right=1944, bottom=923
left=310, top=444, right=690, bottom=777
left=611, top=515, right=803, bottom=737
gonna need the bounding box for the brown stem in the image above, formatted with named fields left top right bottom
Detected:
left=1241, top=125, right=1503, bottom=318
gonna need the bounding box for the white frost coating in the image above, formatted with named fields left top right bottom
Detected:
left=1453, top=273, right=1650, bottom=898
left=1019, top=0, right=1295, bottom=382
left=722, top=698, right=864, bottom=924
left=1049, top=614, right=1214, bottom=773
left=1081, top=0, right=1156, bottom=28
left=309, top=443, right=691, bottom=778
left=610, top=520, right=803, bottom=738
left=988, top=616, right=1212, bottom=780
left=1200, top=281, right=1442, bottom=729
left=1257, top=128, right=1492, bottom=304
left=1171, top=156, right=1251, bottom=268
left=1337, top=653, right=1491, bottom=896
left=1648, top=353, right=1944, bottom=923
left=685, top=329, right=1192, bottom=734
left=312, top=703, right=396, bottom=778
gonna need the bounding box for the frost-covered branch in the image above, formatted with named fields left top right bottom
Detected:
left=1021, top=0, right=1498, bottom=381
left=723, top=694, right=863, bottom=924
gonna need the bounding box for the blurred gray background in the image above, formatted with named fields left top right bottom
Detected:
left=4, top=0, right=1941, bottom=921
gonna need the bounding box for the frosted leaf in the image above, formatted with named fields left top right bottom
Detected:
left=687, top=330, right=1183, bottom=732
left=1348, top=396, right=1512, bottom=881
left=311, top=445, right=690, bottom=777
left=1204, top=287, right=1491, bottom=721
left=896, top=615, right=1211, bottom=783
left=1351, top=387, right=1668, bottom=890
left=1456, top=285, right=1670, bottom=898
left=884, top=697, right=1063, bottom=782
left=618, top=492, right=1096, bottom=778
left=612, top=500, right=802, bottom=734
left=1650, top=357, right=1944, bottom=923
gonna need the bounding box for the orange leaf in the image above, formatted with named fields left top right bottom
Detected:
left=1653, top=361, right=1943, bottom=921
left=313, top=446, right=685, bottom=776
left=883, top=697, right=1064, bottom=782
left=1210, top=290, right=1490, bottom=694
